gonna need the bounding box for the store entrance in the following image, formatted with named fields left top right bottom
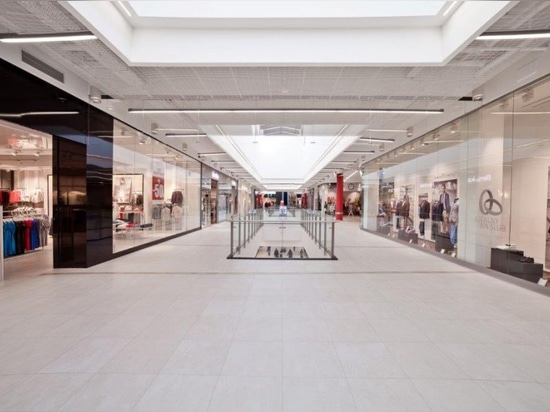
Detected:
left=0, top=119, right=53, bottom=280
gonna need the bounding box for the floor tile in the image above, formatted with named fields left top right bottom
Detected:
left=347, top=378, right=431, bottom=411
left=325, top=318, right=379, bottom=342
left=0, top=337, right=80, bottom=374
left=387, top=342, right=469, bottom=379
left=137, top=314, right=198, bottom=339
left=234, top=317, right=282, bottom=341
left=161, top=340, right=232, bottom=375
left=413, top=379, right=505, bottom=411
left=282, top=301, right=324, bottom=319
left=479, top=381, right=550, bottom=411
left=202, top=299, right=246, bottom=317
left=283, top=342, right=344, bottom=378
left=321, top=302, right=365, bottom=319
left=91, top=315, right=156, bottom=338
left=41, top=337, right=130, bottom=373
left=221, top=341, right=282, bottom=377
left=134, top=375, right=217, bottom=412
left=186, top=315, right=239, bottom=341
left=438, top=343, right=534, bottom=382
left=0, top=375, right=29, bottom=399
left=208, top=376, right=282, bottom=412
left=369, top=319, right=430, bottom=343
left=336, top=343, right=406, bottom=378
left=0, top=374, right=91, bottom=412
left=283, top=377, right=357, bottom=412
left=283, top=318, right=332, bottom=342
left=60, top=373, right=154, bottom=411
left=99, top=338, right=179, bottom=374
left=241, top=298, right=283, bottom=318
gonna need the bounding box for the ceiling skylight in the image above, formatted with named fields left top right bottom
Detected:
left=127, top=1, right=446, bottom=20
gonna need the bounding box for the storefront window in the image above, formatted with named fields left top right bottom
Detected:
left=362, top=73, right=550, bottom=280
left=112, top=120, right=200, bottom=253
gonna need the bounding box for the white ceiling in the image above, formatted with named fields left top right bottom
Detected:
left=0, top=1, right=550, bottom=189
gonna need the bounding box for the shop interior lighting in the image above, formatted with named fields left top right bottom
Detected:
left=129, top=108, right=444, bottom=115
left=0, top=31, right=97, bottom=43
left=477, top=30, right=550, bottom=41
left=450, top=122, right=458, bottom=133
left=89, top=86, right=102, bottom=104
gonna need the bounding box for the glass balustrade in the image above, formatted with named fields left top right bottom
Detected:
left=229, top=208, right=336, bottom=259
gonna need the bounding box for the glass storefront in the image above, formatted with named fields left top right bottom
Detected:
left=362, top=74, right=550, bottom=281
left=112, top=120, right=201, bottom=253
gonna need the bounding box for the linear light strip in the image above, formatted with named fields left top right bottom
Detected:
left=366, top=129, right=406, bottom=133
left=478, top=30, right=550, bottom=41
left=442, top=1, right=458, bottom=17
left=117, top=1, right=132, bottom=17
left=492, top=111, right=550, bottom=115
left=0, top=111, right=79, bottom=118
left=165, top=133, right=208, bottom=138
left=129, top=108, right=444, bottom=115
left=345, top=170, right=359, bottom=182
left=358, top=138, right=395, bottom=143
left=0, top=31, right=96, bottom=43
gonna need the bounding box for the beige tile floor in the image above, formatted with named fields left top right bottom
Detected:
left=1, top=219, right=550, bottom=411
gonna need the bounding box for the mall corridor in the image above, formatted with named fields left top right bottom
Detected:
left=1, top=220, right=550, bottom=411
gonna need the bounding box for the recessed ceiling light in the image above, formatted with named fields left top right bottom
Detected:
left=477, top=30, right=550, bottom=41
left=129, top=108, right=444, bottom=115
left=0, top=31, right=97, bottom=43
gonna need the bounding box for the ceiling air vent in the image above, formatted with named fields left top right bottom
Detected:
left=21, top=50, right=64, bottom=83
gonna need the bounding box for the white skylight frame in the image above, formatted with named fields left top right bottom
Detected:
left=126, top=1, right=447, bottom=20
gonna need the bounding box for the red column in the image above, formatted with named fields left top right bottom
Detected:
left=336, top=173, right=344, bottom=221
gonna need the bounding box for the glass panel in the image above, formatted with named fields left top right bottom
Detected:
left=112, top=119, right=201, bottom=253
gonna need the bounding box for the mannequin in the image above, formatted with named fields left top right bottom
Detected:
left=450, top=198, right=459, bottom=246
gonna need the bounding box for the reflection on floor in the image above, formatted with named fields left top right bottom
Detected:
left=4, top=242, right=53, bottom=281
left=2, top=221, right=550, bottom=411
left=255, top=246, right=309, bottom=259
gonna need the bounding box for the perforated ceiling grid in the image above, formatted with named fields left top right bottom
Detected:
left=1, top=0, right=550, bottom=185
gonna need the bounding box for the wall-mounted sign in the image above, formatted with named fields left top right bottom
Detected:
left=468, top=174, right=492, bottom=184
left=231, top=180, right=237, bottom=187
left=211, top=171, right=219, bottom=180
left=475, top=189, right=505, bottom=232
left=479, top=189, right=502, bottom=216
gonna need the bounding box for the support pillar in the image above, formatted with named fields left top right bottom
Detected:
left=336, top=173, right=344, bottom=221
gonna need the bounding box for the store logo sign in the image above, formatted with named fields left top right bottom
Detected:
left=479, top=189, right=502, bottom=216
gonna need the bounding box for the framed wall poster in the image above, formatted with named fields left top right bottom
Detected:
left=113, top=174, right=144, bottom=204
